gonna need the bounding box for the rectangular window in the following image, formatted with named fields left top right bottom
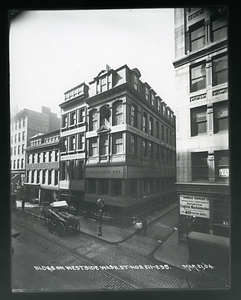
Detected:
left=99, top=179, right=109, bottom=194
left=54, top=170, right=58, bottom=185
left=161, top=125, right=164, bottom=141
left=113, top=180, right=122, bottom=196
left=191, top=106, right=207, bottom=136
left=13, top=160, right=16, bottom=169
left=143, top=140, right=147, bottom=157
left=70, top=111, right=76, bottom=126
left=149, top=142, right=153, bottom=158
left=89, top=138, right=98, bottom=156
left=37, top=153, right=40, bottom=163
left=22, top=131, right=25, bottom=141
left=78, top=108, right=85, bottom=123
left=100, top=134, right=108, bottom=155
left=143, top=112, right=147, bottom=133
left=62, top=115, right=68, bottom=128
left=130, top=105, right=137, bottom=128
left=134, top=75, right=138, bottom=90
left=31, top=170, right=34, bottom=183
left=49, top=151, right=52, bottom=162
left=151, top=94, right=155, bottom=106
left=130, top=134, right=137, bottom=155
left=69, top=136, right=76, bottom=151
left=156, top=121, right=159, bottom=139
left=15, top=134, right=17, bottom=143
left=112, top=133, right=123, bottom=154
left=212, top=54, right=228, bottom=86
left=192, top=152, right=208, bottom=181
left=145, top=87, right=149, bottom=101
left=48, top=170, right=52, bottom=185
left=18, top=145, right=20, bottom=155
left=215, top=150, right=229, bottom=182
left=22, top=144, right=24, bottom=154
left=21, top=159, right=24, bottom=168
left=23, top=118, right=25, bottom=127
left=43, top=152, right=47, bottom=162
left=211, top=13, right=227, bottom=42
left=101, top=77, right=107, bottom=92
left=27, top=170, right=30, bottom=182
left=190, top=20, right=205, bottom=51
left=36, top=170, right=40, bottom=184
left=214, top=101, right=228, bottom=133
left=77, top=134, right=84, bottom=150
left=190, top=63, right=206, bottom=92
left=113, top=102, right=123, bottom=125
left=41, top=170, right=45, bottom=184
left=149, top=117, right=153, bottom=136
left=166, top=128, right=168, bottom=143
left=90, top=110, right=98, bottom=131
left=61, top=138, right=67, bottom=152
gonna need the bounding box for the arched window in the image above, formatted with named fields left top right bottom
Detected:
left=113, top=101, right=123, bottom=126
left=89, top=109, right=98, bottom=131
left=130, top=104, right=137, bottom=128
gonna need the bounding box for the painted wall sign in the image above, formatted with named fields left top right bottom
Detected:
left=86, top=166, right=124, bottom=178
left=180, top=195, right=210, bottom=218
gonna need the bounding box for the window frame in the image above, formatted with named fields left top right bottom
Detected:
left=212, top=54, right=228, bottom=86
left=189, top=20, right=205, bottom=52
left=112, top=132, right=123, bottom=154
left=191, top=105, right=207, bottom=136
left=190, top=62, right=206, bottom=93
left=213, top=101, right=228, bottom=133
left=89, top=137, right=98, bottom=156
left=192, top=152, right=208, bottom=181
left=113, top=101, right=123, bottom=126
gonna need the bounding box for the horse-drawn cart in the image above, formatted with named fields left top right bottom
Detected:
left=41, top=201, right=80, bottom=238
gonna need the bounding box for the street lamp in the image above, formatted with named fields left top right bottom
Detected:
left=97, top=198, right=105, bottom=236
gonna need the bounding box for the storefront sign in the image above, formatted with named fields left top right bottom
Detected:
left=86, top=166, right=124, bottom=178
left=219, top=168, right=229, bottom=177
left=180, top=195, right=210, bottom=218
left=59, top=180, right=70, bottom=190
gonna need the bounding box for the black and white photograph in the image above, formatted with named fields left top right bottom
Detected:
left=9, top=7, right=230, bottom=292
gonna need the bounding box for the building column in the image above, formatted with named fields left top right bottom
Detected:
left=208, top=153, right=215, bottom=183
left=207, top=106, right=214, bottom=133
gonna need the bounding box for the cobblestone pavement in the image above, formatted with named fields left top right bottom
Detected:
left=12, top=210, right=189, bottom=290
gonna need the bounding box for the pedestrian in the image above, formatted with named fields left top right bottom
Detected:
left=134, top=217, right=142, bottom=234
left=142, top=218, right=147, bottom=235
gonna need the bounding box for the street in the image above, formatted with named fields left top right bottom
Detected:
left=11, top=208, right=189, bottom=291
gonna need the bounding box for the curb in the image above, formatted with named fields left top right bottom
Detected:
left=14, top=202, right=178, bottom=244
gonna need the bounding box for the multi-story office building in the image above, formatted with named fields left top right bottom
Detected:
left=173, top=7, right=228, bottom=242
left=10, top=106, right=60, bottom=194
left=24, top=130, right=60, bottom=204
left=59, top=83, right=88, bottom=213
left=59, top=65, right=176, bottom=226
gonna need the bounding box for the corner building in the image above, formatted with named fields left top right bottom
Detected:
left=59, top=64, right=176, bottom=226
left=173, top=8, right=229, bottom=242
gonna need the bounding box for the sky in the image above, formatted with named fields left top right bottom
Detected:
left=9, top=9, right=176, bottom=118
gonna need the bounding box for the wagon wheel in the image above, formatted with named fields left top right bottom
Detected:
left=47, top=220, right=54, bottom=233
left=75, top=222, right=80, bottom=231
left=57, top=222, right=66, bottom=238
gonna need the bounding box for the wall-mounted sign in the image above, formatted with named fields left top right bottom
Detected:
left=180, top=195, right=210, bottom=218
left=86, top=166, right=124, bottom=178
left=219, top=168, right=229, bottom=177
left=212, top=88, right=228, bottom=96
left=190, top=93, right=206, bottom=102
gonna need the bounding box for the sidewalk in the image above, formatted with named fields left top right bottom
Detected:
left=14, top=200, right=189, bottom=269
